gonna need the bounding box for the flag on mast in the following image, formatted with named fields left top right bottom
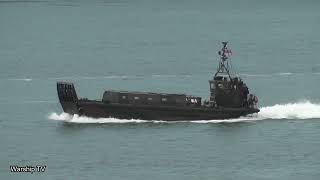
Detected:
left=223, top=48, right=232, bottom=57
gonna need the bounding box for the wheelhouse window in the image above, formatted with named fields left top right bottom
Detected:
left=134, top=97, right=140, bottom=100
left=147, top=97, right=153, bottom=101
left=122, top=96, right=127, bottom=99
left=161, top=98, right=167, bottom=102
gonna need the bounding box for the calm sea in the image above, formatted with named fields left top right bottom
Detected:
left=1, top=0, right=320, bottom=179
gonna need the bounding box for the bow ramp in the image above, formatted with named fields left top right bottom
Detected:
left=57, top=82, right=79, bottom=115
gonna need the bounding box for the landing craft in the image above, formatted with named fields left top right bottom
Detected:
left=57, top=42, right=259, bottom=121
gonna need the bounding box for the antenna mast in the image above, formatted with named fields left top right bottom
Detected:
left=214, top=42, right=233, bottom=79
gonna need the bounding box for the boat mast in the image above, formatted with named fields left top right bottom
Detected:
left=214, top=42, right=233, bottom=79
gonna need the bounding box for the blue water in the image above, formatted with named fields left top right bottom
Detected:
left=1, top=0, right=320, bottom=179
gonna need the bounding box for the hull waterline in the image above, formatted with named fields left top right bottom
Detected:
left=60, top=99, right=259, bottom=121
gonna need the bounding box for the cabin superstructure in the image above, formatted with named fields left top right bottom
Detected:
left=208, top=42, right=257, bottom=108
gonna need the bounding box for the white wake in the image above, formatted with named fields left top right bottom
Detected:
left=48, top=101, right=320, bottom=124
left=49, top=113, right=149, bottom=123
left=258, top=101, right=320, bottom=119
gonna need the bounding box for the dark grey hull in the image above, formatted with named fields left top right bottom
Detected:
left=57, top=82, right=259, bottom=121
left=60, top=100, right=259, bottom=121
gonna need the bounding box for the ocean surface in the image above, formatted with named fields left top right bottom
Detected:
left=1, top=0, right=320, bottom=179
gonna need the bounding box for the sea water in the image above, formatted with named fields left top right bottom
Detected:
left=1, top=0, right=320, bottom=179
